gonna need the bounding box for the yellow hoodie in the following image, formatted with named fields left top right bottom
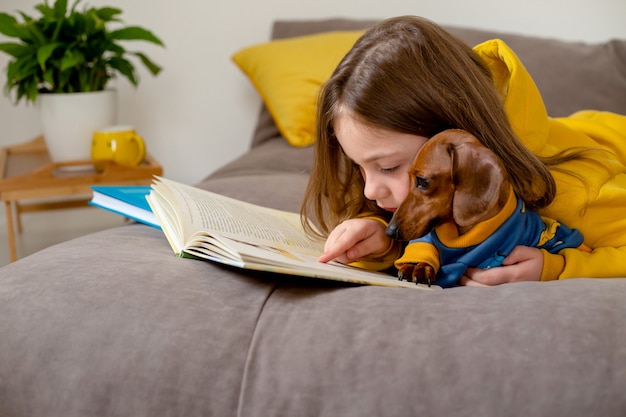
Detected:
left=472, top=39, right=626, bottom=280
left=355, top=39, right=626, bottom=281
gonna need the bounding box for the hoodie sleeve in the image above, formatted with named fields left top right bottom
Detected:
left=474, top=40, right=626, bottom=280
left=545, top=112, right=626, bottom=279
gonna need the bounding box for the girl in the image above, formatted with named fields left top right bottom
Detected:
left=301, top=15, right=626, bottom=286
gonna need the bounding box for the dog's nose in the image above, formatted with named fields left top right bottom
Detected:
left=386, top=223, right=399, bottom=239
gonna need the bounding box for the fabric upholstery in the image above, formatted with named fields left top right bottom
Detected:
left=232, top=31, right=363, bottom=147
left=238, top=279, right=626, bottom=416
left=0, top=18, right=625, bottom=417
left=0, top=225, right=279, bottom=416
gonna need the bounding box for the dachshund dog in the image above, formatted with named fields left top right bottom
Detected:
left=386, top=129, right=589, bottom=288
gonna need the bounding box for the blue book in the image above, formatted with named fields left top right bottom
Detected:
left=89, top=185, right=160, bottom=229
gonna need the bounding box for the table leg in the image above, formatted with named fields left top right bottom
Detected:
left=5, top=201, right=17, bottom=262
left=15, top=202, right=23, bottom=233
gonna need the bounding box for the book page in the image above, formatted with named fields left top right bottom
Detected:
left=147, top=177, right=439, bottom=290
left=152, top=177, right=323, bottom=256
left=185, top=235, right=434, bottom=290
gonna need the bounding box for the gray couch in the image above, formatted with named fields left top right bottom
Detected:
left=1, top=19, right=625, bottom=417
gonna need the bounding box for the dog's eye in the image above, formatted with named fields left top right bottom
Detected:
left=416, top=176, right=429, bottom=189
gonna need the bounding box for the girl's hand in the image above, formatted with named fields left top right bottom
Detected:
left=459, top=246, right=543, bottom=287
left=318, top=218, right=392, bottom=264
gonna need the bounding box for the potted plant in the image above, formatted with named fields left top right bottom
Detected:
left=0, top=0, right=164, bottom=161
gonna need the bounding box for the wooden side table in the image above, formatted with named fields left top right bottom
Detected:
left=0, top=135, right=163, bottom=262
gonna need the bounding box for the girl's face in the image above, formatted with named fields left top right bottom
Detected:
left=334, top=111, right=428, bottom=213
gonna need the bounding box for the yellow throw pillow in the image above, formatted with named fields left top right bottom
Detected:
left=232, top=31, right=364, bottom=147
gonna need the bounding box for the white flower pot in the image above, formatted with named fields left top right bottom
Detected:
left=38, top=90, right=118, bottom=162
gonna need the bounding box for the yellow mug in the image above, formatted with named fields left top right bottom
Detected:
left=92, top=125, right=146, bottom=167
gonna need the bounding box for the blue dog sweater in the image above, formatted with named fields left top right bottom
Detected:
left=394, top=189, right=586, bottom=288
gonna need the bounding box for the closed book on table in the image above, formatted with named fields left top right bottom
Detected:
left=90, top=185, right=160, bottom=229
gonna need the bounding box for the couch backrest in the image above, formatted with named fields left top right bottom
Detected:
left=251, top=18, right=626, bottom=147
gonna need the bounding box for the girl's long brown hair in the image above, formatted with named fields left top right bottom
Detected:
left=301, top=15, right=579, bottom=238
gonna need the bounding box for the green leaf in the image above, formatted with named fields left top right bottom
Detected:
left=7, top=59, right=38, bottom=85
left=37, top=42, right=63, bottom=68
left=43, top=67, right=55, bottom=87
left=81, top=9, right=100, bottom=35
left=24, top=20, right=47, bottom=45
left=109, top=26, right=164, bottom=46
left=106, top=41, right=124, bottom=55
left=107, top=56, right=136, bottom=85
left=57, top=69, right=72, bottom=91
left=14, top=13, right=37, bottom=43
left=0, top=13, right=21, bottom=38
left=35, top=4, right=53, bottom=19
left=25, top=78, right=39, bottom=102
left=6, top=60, right=21, bottom=84
left=17, top=12, right=33, bottom=23
left=95, top=7, right=122, bottom=22
left=53, top=0, right=69, bottom=19
left=60, top=49, right=85, bottom=71
left=0, top=42, right=29, bottom=58
left=133, top=51, right=162, bottom=76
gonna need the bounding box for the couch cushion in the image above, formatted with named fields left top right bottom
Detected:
left=238, top=278, right=626, bottom=417
left=0, top=225, right=280, bottom=416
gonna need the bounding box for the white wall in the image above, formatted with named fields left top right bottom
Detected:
left=1, top=0, right=625, bottom=186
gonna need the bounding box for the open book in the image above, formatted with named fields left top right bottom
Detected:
left=146, top=177, right=437, bottom=290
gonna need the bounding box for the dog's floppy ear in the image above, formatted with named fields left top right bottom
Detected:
left=449, top=142, right=508, bottom=227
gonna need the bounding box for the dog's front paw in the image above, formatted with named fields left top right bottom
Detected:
left=397, top=263, right=436, bottom=286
